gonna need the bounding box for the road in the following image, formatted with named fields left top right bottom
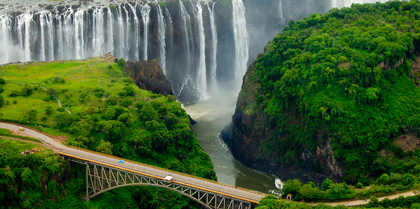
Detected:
left=0, top=122, right=266, bottom=204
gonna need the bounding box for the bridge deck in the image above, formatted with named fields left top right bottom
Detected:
left=58, top=147, right=267, bottom=204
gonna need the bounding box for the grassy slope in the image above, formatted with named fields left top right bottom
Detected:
left=0, top=56, right=215, bottom=208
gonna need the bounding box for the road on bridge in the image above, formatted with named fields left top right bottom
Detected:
left=0, top=122, right=267, bottom=204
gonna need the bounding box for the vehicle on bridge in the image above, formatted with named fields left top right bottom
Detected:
left=164, top=175, right=173, bottom=183
left=119, top=160, right=124, bottom=163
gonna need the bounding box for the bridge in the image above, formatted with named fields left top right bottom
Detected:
left=0, top=123, right=267, bottom=209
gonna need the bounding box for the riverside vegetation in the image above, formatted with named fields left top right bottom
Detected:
left=230, top=0, right=420, bottom=208
left=0, top=56, right=216, bottom=208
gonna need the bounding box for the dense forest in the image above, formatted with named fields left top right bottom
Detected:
left=228, top=0, right=420, bottom=185
left=0, top=56, right=215, bottom=208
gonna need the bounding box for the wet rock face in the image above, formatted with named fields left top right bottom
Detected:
left=124, top=60, right=173, bottom=96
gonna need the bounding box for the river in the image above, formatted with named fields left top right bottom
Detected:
left=183, top=94, right=282, bottom=195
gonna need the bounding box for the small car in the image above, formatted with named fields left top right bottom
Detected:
left=119, top=160, right=124, bottom=163
left=19, top=127, right=25, bottom=131
left=164, top=175, right=173, bottom=183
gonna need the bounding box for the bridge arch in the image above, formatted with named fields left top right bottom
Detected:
left=84, top=162, right=255, bottom=209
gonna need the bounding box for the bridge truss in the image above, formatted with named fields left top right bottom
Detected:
left=64, top=155, right=257, bottom=209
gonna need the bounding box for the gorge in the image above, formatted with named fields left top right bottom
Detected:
left=0, top=0, right=405, bottom=194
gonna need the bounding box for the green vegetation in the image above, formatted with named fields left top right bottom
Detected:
left=280, top=176, right=419, bottom=203
left=0, top=128, right=42, bottom=143
left=0, top=137, right=85, bottom=208
left=257, top=194, right=420, bottom=209
left=0, top=56, right=215, bottom=208
left=251, top=0, right=420, bottom=185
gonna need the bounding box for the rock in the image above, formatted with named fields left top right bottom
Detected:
left=124, top=60, right=173, bottom=96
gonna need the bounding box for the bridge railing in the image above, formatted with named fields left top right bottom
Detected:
left=66, top=145, right=266, bottom=197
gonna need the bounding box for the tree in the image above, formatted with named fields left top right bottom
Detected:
left=117, top=58, right=126, bottom=68
left=45, top=106, right=54, bottom=115
left=54, top=113, right=74, bottom=129
left=105, top=96, right=118, bottom=106
left=20, top=84, right=33, bottom=96
left=0, top=95, right=3, bottom=108
left=299, top=183, right=319, bottom=201
left=413, top=183, right=420, bottom=195
left=96, top=139, right=113, bottom=155
left=322, top=178, right=334, bottom=191
left=23, top=109, right=38, bottom=122
left=282, top=179, right=302, bottom=197
left=20, top=167, right=35, bottom=186
left=0, top=77, right=5, bottom=85
left=412, top=203, right=420, bottom=209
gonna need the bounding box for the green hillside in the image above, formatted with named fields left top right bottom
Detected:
left=245, top=0, right=420, bottom=183
left=0, top=55, right=215, bottom=208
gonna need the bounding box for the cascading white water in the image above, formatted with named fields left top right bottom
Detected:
left=74, top=10, right=85, bottom=60
left=141, top=4, right=151, bottom=61
left=179, top=0, right=192, bottom=96
left=194, top=2, right=207, bottom=98
left=45, top=13, right=54, bottom=61
left=208, top=3, right=218, bottom=93
left=128, top=3, right=140, bottom=61
left=106, top=7, right=115, bottom=56
left=17, top=12, right=33, bottom=62
left=0, top=16, right=10, bottom=64
left=115, top=6, right=124, bottom=58
left=164, top=7, right=173, bottom=77
left=92, top=8, right=105, bottom=57
left=39, top=12, right=46, bottom=61
left=156, top=2, right=167, bottom=74
left=232, top=0, right=249, bottom=92
left=63, top=8, right=73, bottom=59
left=279, top=0, right=285, bottom=25
left=122, top=6, right=130, bottom=59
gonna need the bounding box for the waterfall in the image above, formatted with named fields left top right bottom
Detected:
left=156, top=3, right=167, bottom=74
left=141, top=4, right=151, bottom=60
left=179, top=0, right=192, bottom=96
left=4, top=0, right=389, bottom=103
left=115, top=6, right=124, bottom=58
left=45, top=13, right=54, bottom=61
left=232, top=0, right=249, bottom=92
left=279, top=0, right=285, bottom=25
left=56, top=13, right=63, bottom=60
left=208, top=3, right=218, bottom=93
left=74, top=10, right=85, bottom=60
left=17, top=12, right=33, bottom=62
left=122, top=6, right=130, bottom=59
left=194, top=2, right=207, bottom=98
left=164, top=7, right=173, bottom=77
left=0, top=16, right=10, bottom=63
left=39, top=12, right=46, bottom=61
left=106, top=7, right=115, bottom=56
left=128, top=3, right=140, bottom=61
left=92, top=8, right=105, bottom=58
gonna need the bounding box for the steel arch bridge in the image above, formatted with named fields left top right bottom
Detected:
left=59, top=149, right=265, bottom=209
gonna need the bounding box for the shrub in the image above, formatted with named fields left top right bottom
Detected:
left=356, top=182, right=363, bottom=188
left=117, top=58, right=126, bottom=68
left=105, top=96, right=118, bottom=106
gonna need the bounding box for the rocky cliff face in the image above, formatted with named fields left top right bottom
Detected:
left=221, top=54, right=340, bottom=183
left=124, top=60, right=173, bottom=96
